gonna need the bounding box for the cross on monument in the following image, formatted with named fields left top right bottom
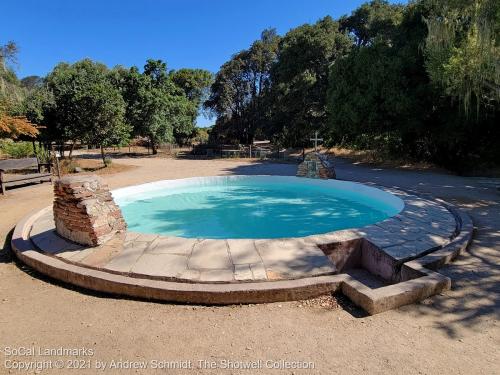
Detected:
left=310, top=131, right=323, bottom=152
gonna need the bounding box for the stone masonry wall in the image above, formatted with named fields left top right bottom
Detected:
left=53, top=175, right=126, bottom=246
left=297, top=152, right=336, bottom=179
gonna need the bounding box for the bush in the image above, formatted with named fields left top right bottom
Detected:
left=0, top=140, right=34, bottom=158
left=104, top=157, right=112, bottom=166
left=59, top=159, right=78, bottom=174
left=34, top=145, right=51, bottom=163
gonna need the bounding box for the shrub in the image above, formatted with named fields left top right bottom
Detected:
left=34, top=145, right=51, bottom=163
left=104, top=157, right=112, bottom=166
left=0, top=140, right=34, bottom=158
left=59, top=159, right=78, bottom=174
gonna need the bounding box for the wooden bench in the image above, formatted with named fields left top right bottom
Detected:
left=0, top=157, right=52, bottom=194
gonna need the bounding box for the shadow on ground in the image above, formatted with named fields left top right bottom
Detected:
left=221, top=159, right=297, bottom=176
left=406, top=208, right=500, bottom=338
left=75, top=152, right=157, bottom=160
left=221, top=157, right=500, bottom=337
left=0, top=229, right=14, bottom=264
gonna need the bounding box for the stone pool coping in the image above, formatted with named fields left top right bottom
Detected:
left=11, top=184, right=473, bottom=315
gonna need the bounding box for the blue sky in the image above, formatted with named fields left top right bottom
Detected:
left=2, top=0, right=402, bottom=126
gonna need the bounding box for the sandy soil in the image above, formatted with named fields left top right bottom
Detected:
left=58, top=158, right=137, bottom=176
left=0, top=156, right=498, bottom=374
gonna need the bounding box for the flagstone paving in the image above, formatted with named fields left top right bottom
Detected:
left=26, top=186, right=460, bottom=283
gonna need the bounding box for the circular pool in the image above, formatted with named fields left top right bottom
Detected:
left=112, top=176, right=404, bottom=239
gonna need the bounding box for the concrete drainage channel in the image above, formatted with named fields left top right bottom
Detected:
left=11, top=199, right=473, bottom=315
left=319, top=205, right=473, bottom=314
left=320, top=239, right=454, bottom=314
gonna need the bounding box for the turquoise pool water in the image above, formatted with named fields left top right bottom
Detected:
left=116, top=176, right=403, bottom=239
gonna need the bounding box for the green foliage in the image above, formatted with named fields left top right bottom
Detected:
left=2, top=41, right=212, bottom=153
left=205, top=20, right=352, bottom=146
left=34, top=144, right=50, bottom=163
left=116, top=60, right=196, bottom=152
left=205, top=0, right=499, bottom=171
left=192, top=127, right=210, bottom=144
left=3, top=0, right=499, bottom=172
left=338, top=0, right=404, bottom=46
left=170, top=68, right=213, bottom=108
left=23, top=85, right=54, bottom=132
left=327, top=1, right=423, bottom=155
left=327, top=0, right=500, bottom=171
left=269, top=17, right=352, bottom=146
left=0, top=140, right=34, bottom=158
left=20, top=76, right=43, bottom=90
left=1, top=41, right=27, bottom=113
left=170, top=68, right=213, bottom=144
left=204, top=29, right=280, bottom=144
left=424, top=0, right=500, bottom=113
left=45, top=59, right=130, bottom=150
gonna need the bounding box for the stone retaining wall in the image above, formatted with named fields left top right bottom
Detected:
left=53, top=175, right=126, bottom=246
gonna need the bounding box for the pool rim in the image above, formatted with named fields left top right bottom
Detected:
left=112, top=175, right=406, bottom=240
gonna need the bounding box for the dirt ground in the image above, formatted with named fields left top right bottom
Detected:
left=0, top=156, right=498, bottom=374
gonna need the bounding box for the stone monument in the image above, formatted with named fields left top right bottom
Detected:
left=296, top=152, right=336, bottom=179
left=53, top=175, right=126, bottom=246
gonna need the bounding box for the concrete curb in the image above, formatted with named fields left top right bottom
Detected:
left=411, top=200, right=474, bottom=270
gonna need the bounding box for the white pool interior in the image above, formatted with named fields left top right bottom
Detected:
left=113, top=176, right=404, bottom=239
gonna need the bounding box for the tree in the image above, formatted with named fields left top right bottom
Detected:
left=170, top=68, right=212, bottom=108
left=204, top=51, right=252, bottom=143
left=0, top=41, right=38, bottom=140
left=339, top=0, right=404, bottom=46
left=119, top=60, right=194, bottom=153
left=422, top=0, right=500, bottom=169
left=45, top=59, right=130, bottom=163
left=22, top=86, right=54, bottom=145
left=0, top=41, right=18, bottom=70
left=0, top=41, right=26, bottom=109
left=327, top=1, right=434, bottom=158
left=192, top=127, right=210, bottom=144
left=327, top=0, right=500, bottom=171
left=424, top=0, right=500, bottom=113
left=79, top=77, right=129, bottom=164
left=204, top=29, right=280, bottom=144
left=169, top=68, right=212, bottom=144
left=269, top=17, right=352, bottom=147
left=20, top=75, right=44, bottom=90
left=0, top=101, right=38, bottom=139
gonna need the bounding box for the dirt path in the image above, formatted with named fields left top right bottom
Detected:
left=0, top=157, right=498, bottom=374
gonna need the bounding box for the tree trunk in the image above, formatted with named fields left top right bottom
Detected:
left=68, top=142, right=75, bottom=159
left=100, top=145, right=106, bottom=166
left=150, top=137, right=157, bottom=155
